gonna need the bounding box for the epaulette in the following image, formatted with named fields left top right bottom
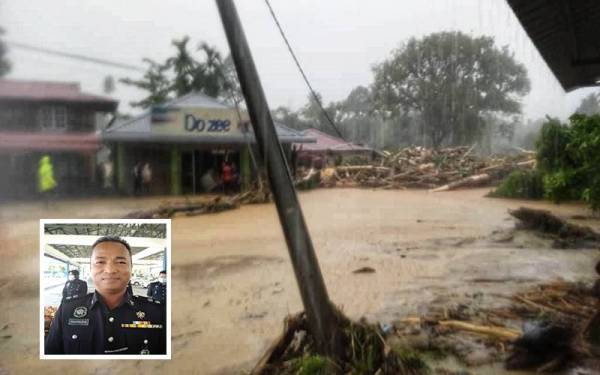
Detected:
left=63, top=293, right=92, bottom=304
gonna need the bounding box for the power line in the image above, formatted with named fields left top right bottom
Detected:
left=7, top=40, right=145, bottom=72
left=263, top=0, right=344, bottom=139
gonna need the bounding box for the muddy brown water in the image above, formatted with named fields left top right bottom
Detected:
left=0, top=188, right=598, bottom=374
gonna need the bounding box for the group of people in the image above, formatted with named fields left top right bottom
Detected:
left=132, top=161, right=152, bottom=195
left=39, top=155, right=246, bottom=198
left=48, top=236, right=167, bottom=355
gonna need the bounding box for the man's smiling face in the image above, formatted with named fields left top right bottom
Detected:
left=91, top=241, right=132, bottom=295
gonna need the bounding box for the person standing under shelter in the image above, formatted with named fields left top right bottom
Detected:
left=141, top=162, right=152, bottom=195
left=221, top=161, right=233, bottom=194
left=147, top=270, right=167, bottom=304
left=62, top=270, right=87, bottom=303
left=132, top=162, right=142, bottom=196
left=38, top=154, right=57, bottom=204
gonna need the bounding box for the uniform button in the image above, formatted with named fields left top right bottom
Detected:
left=72, top=334, right=78, bottom=340
left=109, top=317, right=114, bottom=323
left=108, top=336, right=114, bottom=343
left=143, top=339, right=148, bottom=344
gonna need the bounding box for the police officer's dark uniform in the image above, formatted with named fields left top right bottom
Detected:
left=45, top=290, right=165, bottom=355
left=147, top=280, right=166, bottom=304
left=62, top=278, right=88, bottom=303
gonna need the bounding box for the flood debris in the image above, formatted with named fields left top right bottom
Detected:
left=123, top=187, right=271, bottom=219
left=303, top=146, right=535, bottom=191
left=509, top=207, right=600, bottom=248
left=251, top=311, right=428, bottom=375
left=321, top=279, right=600, bottom=374
left=502, top=279, right=600, bottom=372
left=353, top=266, right=376, bottom=274
left=123, top=196, right=239, bottom=218
left=505, top=321, right=576, bottom=372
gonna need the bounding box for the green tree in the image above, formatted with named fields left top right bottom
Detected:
left=0, top=27, right=11, bottom=77
left=299, top=92, right=343, bottom=137
left=120, top=58, right=171, bottom=108
left=121, top=36, right=235, bottom=108
left=574, top=92, right=600, bottom=116
left=372, top=31, right=530, bottom=148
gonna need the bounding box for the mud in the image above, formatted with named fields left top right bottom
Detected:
left=0, top=188, right=598, bottom=374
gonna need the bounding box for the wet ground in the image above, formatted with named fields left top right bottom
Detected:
left=0, top=188, right=598, bottom=374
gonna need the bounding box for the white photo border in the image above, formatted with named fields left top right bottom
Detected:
left=39, top=218, right=172, bottom=360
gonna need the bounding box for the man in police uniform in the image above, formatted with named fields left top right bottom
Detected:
left=147, top=270, right=167, bottom=304
left=45, top=236, right=166, bottom=355
left=61, top=269, right=87, bottom=303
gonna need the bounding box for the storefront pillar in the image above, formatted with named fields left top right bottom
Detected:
left=240, top=146, right=250, bottom=192
left=170, top=146, right=181, bottom=195
left=116, top=143, right=126, bottom=193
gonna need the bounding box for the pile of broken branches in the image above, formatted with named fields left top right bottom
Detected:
left=123, top=187, right=271, bottom=219
left=321, top=145, right=535, bottom=191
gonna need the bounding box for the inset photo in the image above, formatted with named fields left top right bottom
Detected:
left=39, top=219, right=171, bottom=359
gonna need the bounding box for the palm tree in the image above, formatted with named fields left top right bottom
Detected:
left=120, top=58, right=171, bottom=108
left=166, top=36, right=197, bottom=97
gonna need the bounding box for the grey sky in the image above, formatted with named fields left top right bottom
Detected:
left=1, top=0, right=598, bottom=121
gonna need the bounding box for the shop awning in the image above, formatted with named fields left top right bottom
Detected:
left=0, top=131, right=101, bottom=152
left=104, top=92, right=316, bottom=144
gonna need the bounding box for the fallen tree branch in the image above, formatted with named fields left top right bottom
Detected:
left=430, top=173, right=490, bottom=192
left=399, top=317, right=521, bottom=341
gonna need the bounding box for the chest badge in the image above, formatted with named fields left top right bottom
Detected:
left=136, top=311, right=146, bottom=319
left=73, top=306, right=87, bottom=318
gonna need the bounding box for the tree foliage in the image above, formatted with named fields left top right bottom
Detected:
left=0, top=27, right=11, bottom=78
left=121, top=36, right=238, bottom=108
left=371, top=32, right=530, bottom=147
left=536, top=114, right=600, bottom=210
left=121, top=58, right=172, bottom=108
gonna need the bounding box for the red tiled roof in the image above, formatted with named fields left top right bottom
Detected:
left=295, top=128, right=372, bottom=152
left=0, top=80, right=117, bottom=105
left=0, top=131, right=100, bottom=152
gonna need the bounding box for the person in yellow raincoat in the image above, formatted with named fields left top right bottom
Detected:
left=38, top=155, right=57, bottom=203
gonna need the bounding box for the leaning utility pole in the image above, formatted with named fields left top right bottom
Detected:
left=216, top=0, right=343, bottom=356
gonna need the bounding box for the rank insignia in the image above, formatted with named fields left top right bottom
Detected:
left=136, top=311, right=146, bottom=319
left=121, top=321, right=163, bottom=329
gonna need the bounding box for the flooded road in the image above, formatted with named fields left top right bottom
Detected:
left=0, top=188, right=598, bottom=374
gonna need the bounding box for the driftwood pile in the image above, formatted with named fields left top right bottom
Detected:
left=320, top=145, right=535, bottom=191
left=123, top=188, right=271, bottom=219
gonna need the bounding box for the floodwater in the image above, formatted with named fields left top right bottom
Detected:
left=0, top=188, right=598, bottom=374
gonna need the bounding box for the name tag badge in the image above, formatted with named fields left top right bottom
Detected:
left=68, top=318, right=89, bottom=326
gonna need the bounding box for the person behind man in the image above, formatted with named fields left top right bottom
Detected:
left=45, top=236, right=166, bottom=355
left=147, top=270, right=167, bottom=304
left=61, top=270, right=87, bottom=303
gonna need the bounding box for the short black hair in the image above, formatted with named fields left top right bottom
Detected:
left=91, top=236, right=132, bottom=260
left=159, top=270, right=166, bottom=275
left=69, top=269, right=79, bottom=277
